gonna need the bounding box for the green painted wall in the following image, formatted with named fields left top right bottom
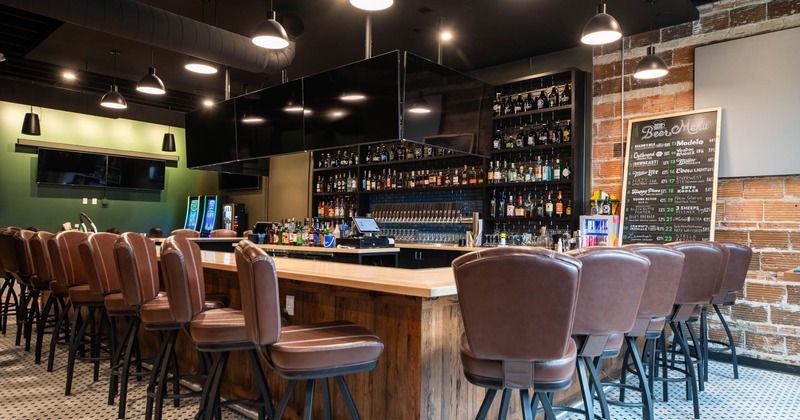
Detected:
left=1, top=101, right=198, bottom=233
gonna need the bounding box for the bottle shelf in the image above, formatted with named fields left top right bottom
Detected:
left=359, top=184, right=485, bottom=194
left=489, top=142, right=572, bottom=155
left=492, top=104, right=571, bottom=121
left=312, top=191, right=358, bottom=197
left=313, top=165, right=361, bottom=173
left=484, top=215, right=577, bottom=222
left=486, top=180, right=572, bottom=188
left=360, top=153, right=471, bottom=168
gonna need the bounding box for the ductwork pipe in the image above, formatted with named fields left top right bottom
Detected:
left=4, top=0, right=295, bottom=73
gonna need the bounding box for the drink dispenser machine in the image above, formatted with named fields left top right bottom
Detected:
left=222, top=203, right=248, bottom=237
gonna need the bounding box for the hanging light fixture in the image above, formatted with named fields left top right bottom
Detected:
left=581, top=3, right=622, bottom=45
left=634, top=1, right=669, bottom=80
left=252, top=1, right=289, bottom=49
left=137, top=50, right=166, bottom=94
left=21, top=106, right=41, bottom=136
left=407, top=92, right=431, bottom=114
left=185, top=56, right=218, bottom=74
left=350, top=0, right=393, bottom=11
left=100, top=51, right=127, bottom=109
left=162, top=127, right=176, bottom=152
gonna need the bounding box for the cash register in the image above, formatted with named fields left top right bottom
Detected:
left=336, top=217, right=393, bottom=249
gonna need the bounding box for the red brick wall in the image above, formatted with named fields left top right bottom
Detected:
left=592, top=0, right=800, bottom=364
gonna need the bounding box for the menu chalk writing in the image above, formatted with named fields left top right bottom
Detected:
left=620, top=108, right=721, bottom=244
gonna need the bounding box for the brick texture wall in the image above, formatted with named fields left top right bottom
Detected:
left=592, top=0, right=800, bottom=364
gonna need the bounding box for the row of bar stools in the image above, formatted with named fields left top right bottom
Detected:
left=452, top=247, right=582, bottom=420
left=160, top=236, right=273, bottom=420
left=29, top=231, right=71, bottom=365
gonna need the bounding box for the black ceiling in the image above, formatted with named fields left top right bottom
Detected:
left=0, top=0, right=711, bottom=114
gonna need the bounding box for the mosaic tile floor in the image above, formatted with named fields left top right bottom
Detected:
left=2, top=312, right=800, bottom=419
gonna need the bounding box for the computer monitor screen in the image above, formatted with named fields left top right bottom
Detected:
left=352, top=217, right=380, bottom=234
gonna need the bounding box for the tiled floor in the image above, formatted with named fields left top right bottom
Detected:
left=2, top=312, right=800, bottom=419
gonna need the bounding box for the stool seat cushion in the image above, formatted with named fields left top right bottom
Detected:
left=190, top=308, right=249, bottom=345
left=266, top=320, right=384, bottom=373
left=140, top=295, right=178, bottom=327
left=67, top=284, right=105, bottom=304
left=49, top=280, right=69, bottom=298
left=460, top=333, right=577, bottom=388
left=104, top=292, right=135, bottom=315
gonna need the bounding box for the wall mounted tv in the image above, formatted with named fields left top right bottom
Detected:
left=106, top=156, right=165, bottom=191
left=36, top=149, right=107, bottom=187
left=185, top=98, right=239, bottom=169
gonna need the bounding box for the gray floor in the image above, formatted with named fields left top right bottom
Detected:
left=2, top=312, right=800, bottom=419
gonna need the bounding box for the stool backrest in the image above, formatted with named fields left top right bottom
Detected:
left=12, top=229, right=37, bottom=278
left=667, top=241, right=725, bottom=321
left=160, top=236, right=209, bottom=324
left=30, top=231, right=55, bottom=287
left=625, top=244, right=686, bottom=336
left=114, top=232, right=160, bottom=308
left=0, top=229, right=19, bottom=275
left=710, top=242, right=731, bottom=299
left=567, top=247, right=650, bottom=356
left=713, top=243, right=753, bottom=304
left=170, top=228, right=200, bottom=238
left=452, top=247, right=582, bottom=361
left=234, top=240, right=282, bottom=346
left=79, top=233, right=121, bottom=296
left=49, top=230, right=90, bottom=287
left=210, top=229, right=237, bottom=238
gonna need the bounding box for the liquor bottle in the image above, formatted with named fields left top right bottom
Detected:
left=490, top=189, right=497, bottom=218
left=536, top=192, right=545, bottom=217
left=525, top=93, right=535, bottom=111
left=501, top=160, right=509, bottom=183
left=516, top=128, right=525, bottom=148
left=437, top=171, right=444, bottom=187
left=493, top=92, right=502, bottom=117
left=553, top=158, right=561, bottom=181
left=506, top=193, right=515, bottom=217
left=398, top=143, right=406, bottom=160
left=515, top=195, right=525, bottom=217
left=498, top=191, right=507, bottom=218
left=550, top=123, right=560, bottom=144
left=541, top=157, right=551, bottom=182
left=565, top=199, right=573, bottom=216
left=534, top=156, right=542, bottom=182
left=525, top=165, right=533, bottom=182
left=315, top=175, right=322, bottom=193
left=452, top=168, right=460, bottom=186
left=527, top=126, right=536, bottom=146
left=501, top=96, right=511, bottom=115
left=562, top=162, right=572, bottom=180
left=380, top=144, right=388, bottom=161
left=477, top=166, right=484, bottom=184
left=537, top=90, right=548, bottom=109
left=561, top=83, right=572, bottom=106
left=545, top=191, right=554, bottom=217
left=555, top=191, right=564, bottom=217
left=494, top=160, right=502, bottom=183
left=389, top=145, right=397, bottom=161
left=524, top=193, right=534, bottom=218
left=555, top=122, right=564, bottom=144
left=505, top=132, right=514, bottom=149
left=514, top=95, right=524, bottom=113
left=548, top=86, right=559, bottom=108
left=488, top=161, right=495, bottom=183
left=365, top=146, right=373, bottom=163
left=508, top=162, right=517, bottom=183
left=493, top=130, right=502, bottom=150
left=562, top=121, right=571, bottom=142
left=538, top=124, right=549, bottom=145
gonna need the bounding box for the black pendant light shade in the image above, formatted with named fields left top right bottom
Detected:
left=634, top=46, right=669, bottom=79
left=185, top=56, right=218, bottom=74
left=162, top=132, right=176, bottom=152
left=137, top=67, right=166, bottom=94
left=21, top=106, right=41, bottom=136
left=101, top=85, right=128, bottom=109
left=581, top=3, right=622, bottom=45
left=252, top=10, right=289, bottom=49
left=407, top=92, right=431, bottom=114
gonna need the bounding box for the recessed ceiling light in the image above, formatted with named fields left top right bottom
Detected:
left=341, top=93, right=366, bottom=102
left=202, top=98, right=215, bottom=108
left=62, top=71, right=77, bottom=80
left=440, top=31, right=453, bottom=41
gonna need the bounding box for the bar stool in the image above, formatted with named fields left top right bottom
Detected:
left=209, top=229, right=237, bottom=238
left=79, top=232, right=144, bottom=419
left=45, top=233, right=75, bottom=372
left=235, top=240, right=384, bottom=420
left=556, top=247, right=650, bottom=420
left=30, top=231, right=70, bottom=365
left=11, top=230, right=41, bottom=351
left=0, top=229, right=27, bottom=346
left=604, top=244, right=686, bottom=420
left=170, top=228, right=200, bottom=238
left=0, top=227, right=22, bottom=337
left=114, top=232, right=228, bottom=420
left=49, top=230, right=113, bottom=395
left=659, top=241, right=726, bottom=419
left=451, top=247, right=581, bottom=420
left=160, top=236, right=273, bottom=420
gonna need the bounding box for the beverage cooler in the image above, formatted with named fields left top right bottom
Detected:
left=221, top=203, right=248, bottom=237
left=579, top=215, right=620, bottom=247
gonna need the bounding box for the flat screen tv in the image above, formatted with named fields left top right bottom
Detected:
left=219, top=172, right=261, bottom=191
left=235, top=79, right=305, bottom=158
left=185, top=98, right=239, bottom=168
left=106, top=156, right=165, bottom=191
left=36, top=148, right=107, bottom=187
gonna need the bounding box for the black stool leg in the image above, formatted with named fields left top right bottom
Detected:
left=672, top=321, right=700, bottom=419
left=66, top=305, right=95, bottom=395
left=15, top=283, right=27, bottom=346
left=117, top=317, right=140, bottom=420
left=575, top=357, right=595, bottom=420
left=686, top=319, right=704, bottom=392
left=321, top=378, right=331, bottom=420
left=477, top=388, right=497, bottom=420
left=153, top=330, right=178, bottom=420
left=335, top=375, right=361, bottom=420
left=47, top=299, right=71, bottom=372
left=539, top=392, right=558, bottom=420
left=35, top=292, right=55, bottom=363
left=24, top=289, right=40, bottom=351
left=247, top=349, right=275, bottom=419
left=274, top=380, right=298, bottom=420
left=626, top=336, right=654, bottom=420
left=146, top=330, right=173, bottom=420
left=520, top=389, right=534, bottom=420
left=714, top=303, right=739, bottom=379
left=497, top=388, right=511, bottom=420
left=0, top=278, right=10, bottom=334
left=303, top=379, right=316, bottom=420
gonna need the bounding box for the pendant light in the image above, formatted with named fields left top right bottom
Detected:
left=185, top=56, right=218, bottom=74
left=407, top=92, right=431, bottom=114
left=581, top=3, right=622, bottom=45
left=350, top=0, right=393, bottom=11
left=137, top=50, right=166, bottom=94
left=100, top=51, right=127, bottom=109
left=252, top=1, right=289, bottom=49
left=162, top=127, right=176, bottom=152
left=21, top=106, right=41, bottom=136
left=634, top=1, right=669, bottom=80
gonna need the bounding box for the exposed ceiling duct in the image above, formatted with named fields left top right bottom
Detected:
left=3, top=0, right=295, bottom=74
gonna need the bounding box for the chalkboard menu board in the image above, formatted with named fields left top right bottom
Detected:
left=620, top=108, right=721, bottom=244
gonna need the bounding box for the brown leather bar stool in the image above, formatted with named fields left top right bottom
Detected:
left=11, top=230, right=41, bottom=351
left=552, top=247, right=650, bottom=420
left=0, top=227, right=22, bottom=337
left=235, top=240, right=384, bottom=420
left=0, top=229, right=27, bottom=346
left=209, top=229, right=237, bottom=238
left=160, top=236, right=273, bottom=420
left=49, top=230, right=113, bottom=395
left=170, top=228, right=200, bottom=238
left=450, top=247, right=581, bottom=420
left=45, top=232, right=75, bottom=372
left=695, top=242, right=752, bottom=382
left=659, top=241, right=726, bottom=419
left=79, top=232, right=145, bottom=419
left=30, top=231, right=70, bottom=365
left=114, top=232, right=228, bottom=420
left=604, top=244, right=686, bottom=420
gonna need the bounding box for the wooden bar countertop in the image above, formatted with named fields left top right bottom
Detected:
left=254, top=243, right=400, bottom=255
left=198, top=250, right=456, bottom=298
